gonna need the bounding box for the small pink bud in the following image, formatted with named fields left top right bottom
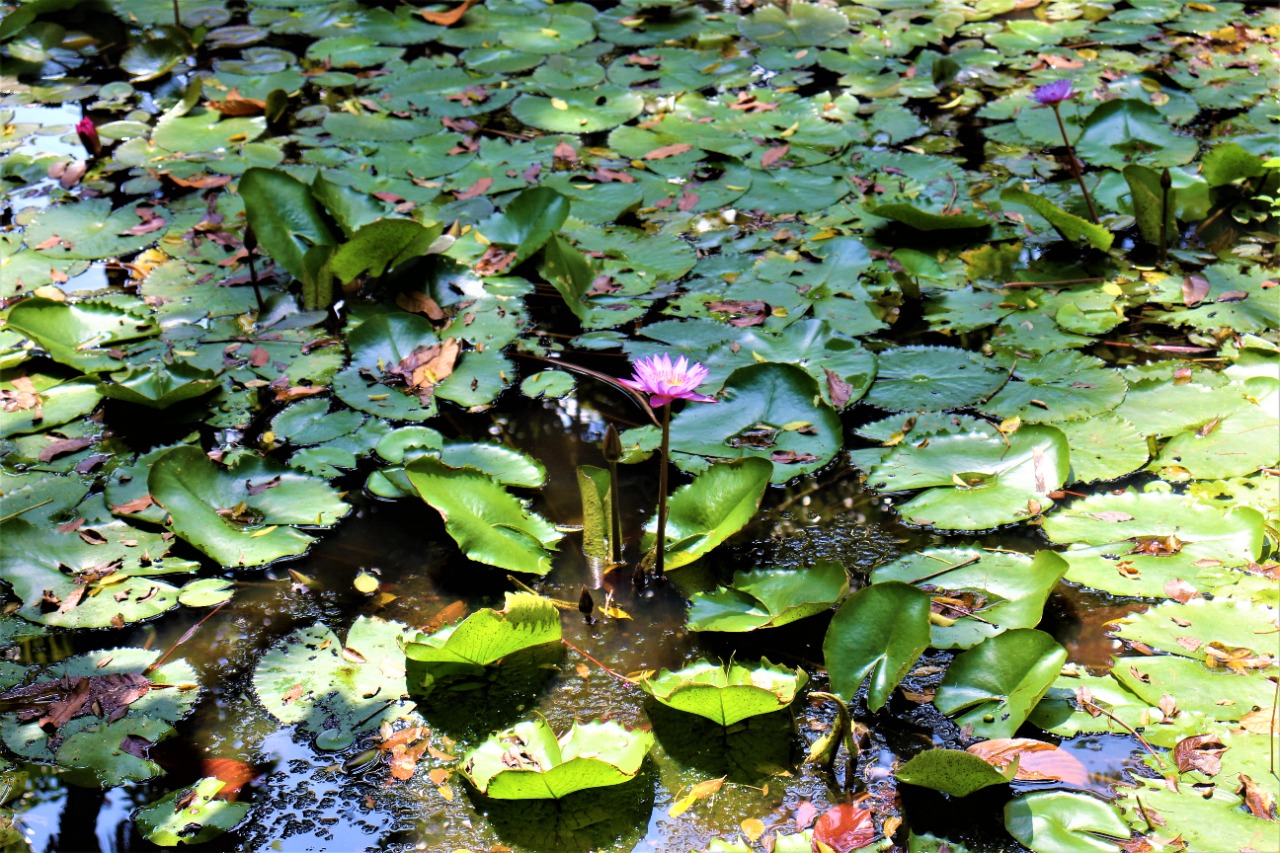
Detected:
left=76, top=117, right=102, bottom=158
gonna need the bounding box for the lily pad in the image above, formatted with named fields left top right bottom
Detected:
left=404, top=593, right=561, bottom=694
left=643, top=457, right=771, bottom=571
left=934, top=629, right=1067, bottom=739
left=866, top=426, right=1070, bottom=530
left=823, top=581, right=932, bottom=712
left=461, top=718, right=653, bottom=800
left=25, top=199, right=168, bottom=261
left=5, top=297, right=159, bottom=374
left=897, top=748, right=1016, bottom=798
left=1004, top=791, right=1130, bottom=853
left=148, top=446, right=350, bottom=569
left=667, top=363, right=842, bottom=482
left=863, top=346, right=1007, bottom=413
left=405, top=456, right=561, bottom=575
left=509, top=88, right=644, bottom=133
left=686, top=562, right=848, bottom=632
left=98, top=362, right=218, bottom=408
left=252, top=617, right=417, bottom=741
left=639, top=659, right=807, bottom=726
left=135, top=777, right=250, bottom=846
left=1042, top=490, right=1266, bottom=598
left=871, top=549, right=1069, bottom=649
left=980, top=351, right=1127, bottom=425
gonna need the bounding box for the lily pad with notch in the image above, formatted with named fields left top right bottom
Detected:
left=687, top=562, right=848, bottom=633
left=863, top=346, right=1007, bottom=413
left=934, top=629, right=1068, bottom=739
left=638, top=659, right=807, bottom=726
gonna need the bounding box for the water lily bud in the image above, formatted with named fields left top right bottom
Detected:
left=602, top=423, right=622, bottom=463
left=578, top=588, right=594, bottom=620
left=1160, top=168, right=1172, bottom=190
left=244, top=225, right=258, bottom=253
left=76, top=117, right=102, bottom=159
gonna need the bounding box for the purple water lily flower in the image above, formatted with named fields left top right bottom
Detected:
left=1029, top=79, right=1074, bottom=108
left=76, top=117, right=102, bottom=158
left=620, top=354, right=717, bottom=408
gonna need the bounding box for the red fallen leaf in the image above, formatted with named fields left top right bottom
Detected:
left=34, top=235, right=66, bottom=250
left=380, top=726, right=432, bottom=780
left=0, top=672, right=154, bottom=729
left=420, top=0, right=483, bottom=26
left=1238, top=773, right=1276, bottom=821
left=825, top=369, right=854, bottom=409
left=454, top=177, right=493, bottom=200
left=1217, top=290, right=1249, bottom=303
left=644, top=142, right=693, bottom=160
left=372, top=191, right=406, bottom=204
left=39, top=435, right=95, bottom=462
left=771, top=450, right=819, bottom=464
left=677, top=189, right=700, bottom=211
left=707, top=299, right=768, bottom=323
left=474, top=245, right=518, bottom=276
left=1090, top=511, right=1134, bottom=522
left=111, top=495, right=155, bottom=514
left=246, top=475, right=281, bottom=496
left=553, top=140, right=579, bottom=164
left=761, top=144, right=790, bottom=168
left=396, top=291, right=447, bottom=321
left=593, top=167, right=635, bottom=184
left=58, top=159, right=87, bottom=189
left=728, top=92, right=778, bottom=112
left=201, top=758, right=257, bottom=801
left=966, top=738, right=1089, bottom=786
left=167, top=173, right=233, bottom=189
left=119, top=733, right=153, bottom=759
left=78, top=528, right=108, bottom=545
left=1173, top=734, right=1226, bottom=776
left=425, top=600, right=469, bottom=632
left=1163, top=578, right=1201, bottom=604
left=205, top=89, right=267, bottom=116
left=248, top=346, right=270, bottom=367
left=120, top=212, right=167, bottom=237
left=813, top=803, right=878, bottom=852
left=1181, top=274, right=1210, bottom=306
left=587, top=275, right=620, bottom=295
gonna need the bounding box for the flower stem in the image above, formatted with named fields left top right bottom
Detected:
left=654, top=403, right=670, bottom=579
left=1051, top=104, right=1100, bottom=224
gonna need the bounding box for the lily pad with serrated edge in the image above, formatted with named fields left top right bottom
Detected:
left=980, top=351, right=1127, bottom=424
left=687, top=562, right=848, bottom=632
left=1041, top=490, right=1266, bottom=599
left=638, top=659, right=806, bottom=726
left=1111, top=596, right=1278, bottom=660
left=872, top=548, right=1069, bottom=649
left=462, top=718, right=653, bottom=799
left=868, top=425, right=1069, bottom=531
left=404, top=592, right=561, bottom=694
left=863, top=346, right=1007, bottom=413
left=5, top=297, right=159, bottom=374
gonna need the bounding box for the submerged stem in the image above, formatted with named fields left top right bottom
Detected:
left=1051, top=104, right=1100, bottom=224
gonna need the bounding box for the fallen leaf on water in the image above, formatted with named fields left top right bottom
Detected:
left=966, top=738, right=1089, bottom=785
left=420, top=0, right=483, bottom=26
left=761, top=144, right=789, bottom=168
left=795, top=800, right=818, bottom=831
left=1181, top=273, right=1210, bottom=306
left=1238, top=773, right=1276, bottom=820
left=1173, top=734, right=1226, bottom=776
left=669, top=776, right=724, bottom=817
left=0, top=671, right=154, bottom=730
left=644, top=143, right=693, bottom=160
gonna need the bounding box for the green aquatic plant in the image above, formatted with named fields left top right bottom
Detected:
left=1029, top=79, right=1099, bottom=223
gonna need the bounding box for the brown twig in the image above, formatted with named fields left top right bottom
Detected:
left=561, top=638, right=635, bottom=683
left=144, top=601, right=229, bottom=675
left=1081, top=698, right=1167, bottom=770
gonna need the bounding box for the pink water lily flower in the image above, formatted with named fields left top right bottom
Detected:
left=620, top=354, right=717, bottom=408
left=76, top=117, right=102, bottom=158
left=1029, top=79, right=1074, bottom=108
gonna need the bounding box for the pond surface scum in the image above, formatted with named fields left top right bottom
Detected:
left=1, top=0, right=1278, bottom=850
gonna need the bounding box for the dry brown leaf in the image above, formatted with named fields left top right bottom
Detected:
left=966, top=738, right=1089, bottom=785
left=1173, top=734, right=1226, bottom=776
left=419, top=0, right=483, bottom=26
left=1238, top=773, right=1276, bottom=821
left=643, top=143, right=693, bottom=160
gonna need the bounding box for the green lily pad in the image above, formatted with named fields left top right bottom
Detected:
left=1075, top=99, right=1199, bottom=169
left=252, top=617, right=417, bottom=740
left=152, top=109, right=265, bottom=153
left=639, top=659, right=806, bottom=726
left=1112, top=597, right=1277, bottom=660
left=404, top=592, right=561, bottom=695
left=934, top=629, right=1067, bottom=739
left=1150, top=382, right=1279, bottom=479
left=643, top=457, right=772, bottom=571
left=867, top=426, right=1070, bottom=530
left=981, top=351, right=1128, bottom=424
left=1028, top=670, right=1162, bottom=738
left=462, top=718, right=653, bottom=800
left=5, top=297, right=159, bottom=373
left=1111, top=655, right=1274, bottom=723
left=405, top=456, right=561, bottom=575
left=1004, top=791, right=1130, bottom=853
left=872, top=549, right=1069, bottom=649
left=1054, top=414, right=1149, bottom=484
left=897, top=748, right=1016, bottom=798
left=509, top=88, right=644, bottom=133
left=1000, top=188, right=1114, bottom=251
left=0, top=518, right=192, bottom=628
left=135, top=777, right=251, bottom=846
left=667, top=363, right=842, bottom=482
left=25, top=199, right=168, bottom=261
left=1116, top=775, right=1277, bottom=852
left=0, top=648, right=199, bottom=787
left=823, top=581, right=932, bottom=712
left=98, top=362, right=218, bottom=408
left=148, top=446, right=350, bottom=569
left=863, top=346, right=1007, bottom=413
left=1042, top=490, right=1266, bottom=598
left=687, top=562, right=848, bottom=632
left=739, top=2, right=851, bottom=47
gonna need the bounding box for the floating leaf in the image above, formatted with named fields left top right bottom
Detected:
left=863, top=346, right=1007, bottom=413
left=404, top=593, right=561, bottom=694
left=252, top=617, right=416, bottom=740
left=1004, top=791, right=1129, bottom=853
left=687, top=562, right=848, bottom=632
left=149, top=447, right=349, bottom=569
left=461, top=718, right=652, bottom=799
left=639, top=659, right=806, bottom=726
left=135, top=777, right=250, bottom=846
left=896, top=748, right=1015, bottom=797
left=823, top=581, right=932, bottom=712
left=405, top=456, right=561, bottom=575
left=6, top=297, right=159, bottom=374
left=934, top=629, right=1067, bottom=739
left=643, top=457, right=771, bottom=571
left=981, top=351, right=1127, bottom=425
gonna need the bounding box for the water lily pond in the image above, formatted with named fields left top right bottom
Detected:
left=2, top=0, right=1279, bottom=850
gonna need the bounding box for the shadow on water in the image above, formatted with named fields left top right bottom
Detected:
left=646, top=704, right=796, bottom=785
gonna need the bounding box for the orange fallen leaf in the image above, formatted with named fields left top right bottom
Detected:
left=419, top=0, right=483, bottom=26
left=967, top=738, right=1089, bottom=786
